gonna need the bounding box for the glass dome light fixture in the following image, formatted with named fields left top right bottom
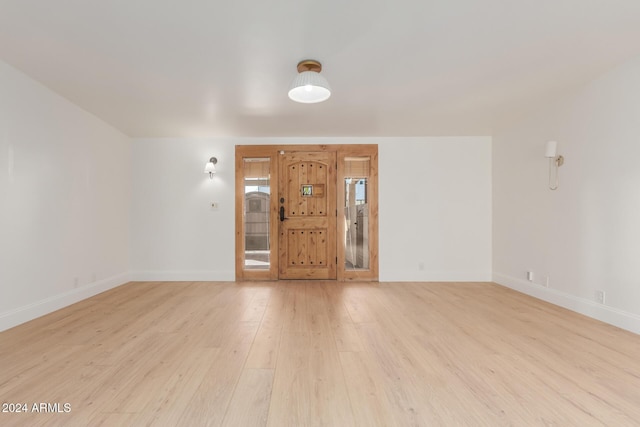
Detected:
left=288, top=60, right=331, bottom=104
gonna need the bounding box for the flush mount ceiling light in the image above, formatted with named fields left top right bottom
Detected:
left=288, top=60, right=331, bottom=104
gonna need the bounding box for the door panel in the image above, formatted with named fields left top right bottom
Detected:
left=278, top=151, right=336, bottom=279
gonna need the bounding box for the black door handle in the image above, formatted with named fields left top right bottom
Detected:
left=280, top=206, right=287, bottom=222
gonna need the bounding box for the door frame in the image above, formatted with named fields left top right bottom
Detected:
left=235, top=144, right=378, bottom=281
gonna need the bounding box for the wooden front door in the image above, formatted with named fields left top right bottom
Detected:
left=278, top=151, right=337, bottom=279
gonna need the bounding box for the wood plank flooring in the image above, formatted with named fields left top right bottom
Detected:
left=1, top=281, right=640, bottom=426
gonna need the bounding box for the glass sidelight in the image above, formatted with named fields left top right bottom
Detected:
left=338, top=149, right=378, bottom=281
left=343, top=157, right=370, bottom=271
left=243, top=158, right=271, bottom=270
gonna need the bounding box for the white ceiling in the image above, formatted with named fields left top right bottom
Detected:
left=2, top=0, right=640, bottom=137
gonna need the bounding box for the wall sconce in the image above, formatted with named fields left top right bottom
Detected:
left=544, top=141, right=564, bottom=190
left=204, top=157, right=217, bottom=179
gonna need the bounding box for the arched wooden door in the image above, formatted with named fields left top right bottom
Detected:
left=277, top=151, right=336, bottom=279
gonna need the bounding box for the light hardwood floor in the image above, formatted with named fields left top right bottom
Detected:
left=1, top=281, right=640, bottom=426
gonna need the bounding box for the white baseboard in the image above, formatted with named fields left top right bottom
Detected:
left=380, top=270, right=492, bottom=282
left=493, top=272, right=640, bottom=335
left=0, top=272, right=131, bottom=332
left=130, top=270, right=235, bottom=282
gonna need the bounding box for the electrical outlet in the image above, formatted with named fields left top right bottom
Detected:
left=418, top=262, right=425, bottom=271
left=527, top=271, right=534, bottom=282
left=595, top=290, right=605, bottom=304
left=544, top=275, right=549, bottom=288
left=210, top=202, right=219, bottom=210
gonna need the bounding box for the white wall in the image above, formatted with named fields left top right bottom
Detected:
left=131, top=137, right=492, bottom=282
left=379, top=137, right=492, bottom=281
left=493, top=54, right=640, bottom=334
left=0, top=60, right=131, bottom=332
left=131, top=138, right=236, bottom=280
